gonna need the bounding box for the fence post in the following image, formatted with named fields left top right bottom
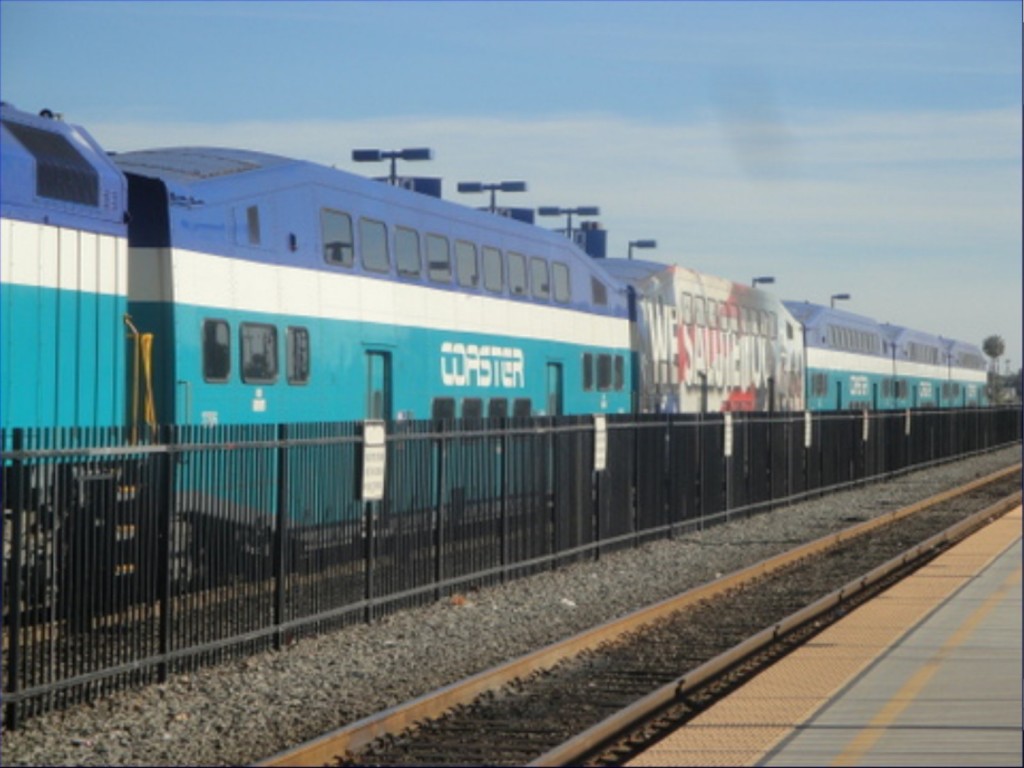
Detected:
left=273, top=423, right=288, bottom=650
left=158, top=424, right=174, bottom=683
left=500, top=423, right=509, bottom=583
left=5, top=429, right=24, bottom=728
left=433, top=429, right=447, bottom=603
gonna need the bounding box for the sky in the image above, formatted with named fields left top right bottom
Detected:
left=2, top=1, right=1021, bottom=367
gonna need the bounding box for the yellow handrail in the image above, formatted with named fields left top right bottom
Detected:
left=123, top=314, right=157, bottom=442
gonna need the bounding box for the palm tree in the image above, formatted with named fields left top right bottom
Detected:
left=983, top=335, right=1005, bottom=362
left=982, top=335, right=1005, bottom=402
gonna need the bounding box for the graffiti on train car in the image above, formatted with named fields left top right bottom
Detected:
left=631, top=269, right=804, bottom=414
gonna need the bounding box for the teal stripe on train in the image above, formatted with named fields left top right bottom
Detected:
left=2, top=282, right=128, bottom=430
left=128, top=300, right=632, bottom=426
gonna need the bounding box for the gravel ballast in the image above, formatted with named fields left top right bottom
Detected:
left=2, top=446, right=1020, bottom=767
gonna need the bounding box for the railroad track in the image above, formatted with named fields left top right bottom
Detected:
left=258, top=465, right=1021, bottom=767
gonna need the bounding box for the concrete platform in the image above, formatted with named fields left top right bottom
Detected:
left=628, top=506, right=1022, bottom=767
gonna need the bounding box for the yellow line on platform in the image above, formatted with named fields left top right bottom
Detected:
left=830, top=562, right=1022, bottom=766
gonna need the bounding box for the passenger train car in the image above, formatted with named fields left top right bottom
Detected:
left=602, top=259, right=804, bottom=413
left=113, top=147, right=632, bottom=426
left=783, top=301, right=988, bottom=411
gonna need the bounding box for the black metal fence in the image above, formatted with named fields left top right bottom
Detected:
left=3, top=406, right=1021, bottom=726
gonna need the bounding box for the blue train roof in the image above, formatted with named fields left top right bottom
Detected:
left=879, top=323, right=943, bottom=347
left=782, top=301, right=885, bottom=334
left=783, top=301, right=887, bottom=355
left=113, top=146, right=627, bottom=315
left=0, top=103, right=127, bottom=234
left=945, top=339, right=987, bottom=371
left=111, top=146, right=293, bottom=184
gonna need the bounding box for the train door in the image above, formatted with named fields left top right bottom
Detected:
left=546, top=362, right=563, bottom=416
left=872, top=382, right=878, bottom=410
left=835, top=380, right=843, bottom=410
left=366, top=351, right=392, bottom=420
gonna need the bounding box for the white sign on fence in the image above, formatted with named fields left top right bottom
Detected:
left=724, top=412, right=733, bottom=457
left=362, top=420, right=387, bottom=502
left=594, top=414, right=607, bottom=472
left=804, top=411, right=813, bottom=449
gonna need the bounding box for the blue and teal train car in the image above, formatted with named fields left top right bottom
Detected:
left=785, top=301, right=988, bottom=411
left=114, top=147, right=633, bottom=427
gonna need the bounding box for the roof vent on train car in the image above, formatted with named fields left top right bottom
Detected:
left=574, top=221, right=607, bottom=259
left=3, top=119, right=98, bottom=205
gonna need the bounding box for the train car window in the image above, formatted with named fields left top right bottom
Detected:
left=395, top=226, right=421, bottom=278
left=597, top=354, right=613, bottom=391
left=431, top=398, right=456, bottom=421
left=508, top=252, right=528, bottom=296
left=488, top=398, right=508, bottom=419
left=246, top=206, right=261, bottom=245
left=426, top=234, right=451, bottom=283
left=512, top=398, right=532, bottom=418
left=462, top=398, right=483, bottom=420
left=552, top=262, right=571, bottom=304
left=759, top=311, right=768, bottom=337
left=694, top=298, right=706, bottom=327
left=681, top=293, right=692, bottom=324
left=530, top=257, right=550, bottom=300
left=2, top=120, right=100, bottom=205
left=582, top=352, right=594, bottom=391
left=482, top=246, right=503, bottom=293
left=322, top=208, right=354, bottom=267
left=360, top=218, right=390, bottom=273
left=286, top=327, right=310, bottom=385
left=591, top=277, right=608, bottom=306
left=202, top=319, right=231, bottom=383
left=455, top=240, right=479, bottom=288
left=883, top=380, right=892, bottom=398
left=614, top=355, right=624, bottom=391
left=729, top=307, right=739, bottom=333
left=707, top=300, right=718, bottom=329
left=240, top=323, right=278, bottom=384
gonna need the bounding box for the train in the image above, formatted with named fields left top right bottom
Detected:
left=1, top=102, right=989, bottom=440
left=1, top=101, right=998, bottom=615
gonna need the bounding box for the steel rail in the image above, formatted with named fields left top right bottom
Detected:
left=256, top=463, right=1021, bottom=768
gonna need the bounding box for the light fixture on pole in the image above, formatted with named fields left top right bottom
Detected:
left=537, top=205, right=600, bottom=239
left=752, top=276, right=775, bottom=288
left=830, top=293, right=851, bottom=309
left=351, top=147, right=433, bottom=185
left=628, top=239, right=657, bottom=260
left=457, top=180, right=527, bottom=212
